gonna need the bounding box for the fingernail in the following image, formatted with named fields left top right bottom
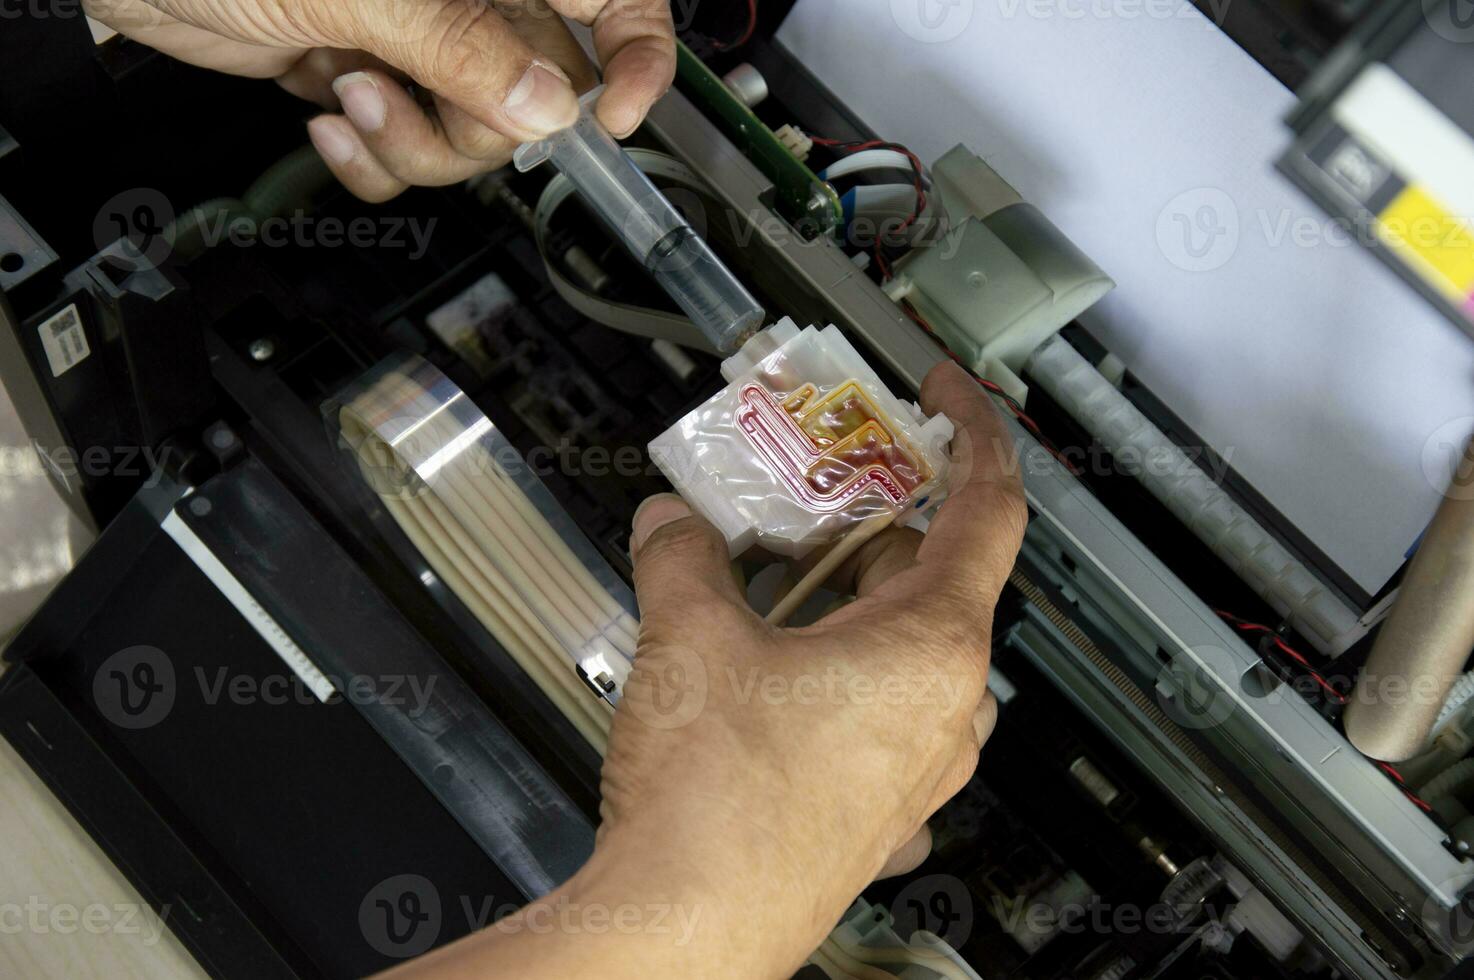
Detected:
left=503, top=61, right=578, bottom=137
left=603, top=95, right=654, bottom=140
left=631, top=494, right=691, bottom=555
left=307, top=116, right=355, bottom=165
left=333, top=72, right=385, bottom=133
left=605, top=106, right=640, bottom=139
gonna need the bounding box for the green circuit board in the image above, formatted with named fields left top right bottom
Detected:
left=674, top=42, right=842, bottom=239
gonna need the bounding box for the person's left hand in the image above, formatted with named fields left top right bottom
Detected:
left=84, top=0, right=675, bottom=200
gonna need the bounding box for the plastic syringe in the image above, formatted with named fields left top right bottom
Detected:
left=514, top=91, right=765, bottom=354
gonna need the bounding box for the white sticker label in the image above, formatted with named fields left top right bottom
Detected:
left=38, top=304, right=90, bottom=378
left=161, top=508, right=338, bottom=703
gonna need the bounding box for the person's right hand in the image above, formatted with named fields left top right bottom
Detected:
left=591, top=360, right=1028, bottom=975
left=389, top=360, right=1029, bottom=980
left=84, top=0, right=676, bottom=201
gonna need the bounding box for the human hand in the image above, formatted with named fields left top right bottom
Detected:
left=595, top=359, right=1025, bottom=975
left=84, top=0, right=675, bottom=201
left=389, top=360, right=1027, bottom=980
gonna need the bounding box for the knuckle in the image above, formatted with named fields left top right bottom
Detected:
left=991, top=481, right=1030, bottom=544
left=639, top=519, right=724, bottom=568
left=395, top=139, right=481, bottom=185
left=906, top=597, right=990, bottom=674
left=252, top=0, right=332, bottom=45
left=421, top=2, right=498, bottom=84
left=340, top=170, right=409, bottom=203
left=942, top=751, right=981, bottom=800
left=444, top=114, right=509, bottom=160
left=918, top=582, right=992, bottom=636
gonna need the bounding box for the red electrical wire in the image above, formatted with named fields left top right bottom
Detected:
left=714, top=0, right=758, bottom=49
left=812, top=136, right=928, bottom=278
left=1214, top=612, right=1438, bottom=813
left=1213, top=610, right=1347, bottom=705
left=900, top=301, right=1083, bottom=476
left=1377, top=761, right=1434, bottom=812
left=819, top=138, right=1069, bottom=476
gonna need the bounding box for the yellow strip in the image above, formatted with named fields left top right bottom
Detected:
left=1375, top=185, right=1474, bottom=301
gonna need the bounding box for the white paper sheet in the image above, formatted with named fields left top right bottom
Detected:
left=778, top=0, right=1474, bottom=595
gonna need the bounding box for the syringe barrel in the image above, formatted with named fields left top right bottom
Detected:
left=515, top=94, right=764, bottom=353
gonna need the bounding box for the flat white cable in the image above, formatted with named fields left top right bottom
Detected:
left=376, top=488, right=610, bottom=749
left=401, top=400, right=635, bottom=654
left=829, top=931, right=976, bottom=980
left=452, top=439, right=639, bottom=648
left=362, top=455, right=601, bottom=726
left=379, top=373, right=638, bottom=647
left=373, top=371, right=638, bottom=654
left=371, top=371, right=630, bottom=660
left=820, top=148, right=932, bottom=186
left=342, top=407, right=607, bottom=736
left=371, top=450, right=613, bottom=746
left=340, top=372, right=619, bottom=748
left=366, top=375, right=629, bottom=687
left=414, top=487, right=582, bottom=661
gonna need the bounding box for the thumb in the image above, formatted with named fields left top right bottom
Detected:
left=345, top=0, right=580, bottom=141
left=630, top=494, right=750, bottom=626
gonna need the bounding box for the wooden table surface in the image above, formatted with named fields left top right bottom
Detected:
left=0, top=734, right=205, bottom=979
left=0, top=354, right=203, bottom=979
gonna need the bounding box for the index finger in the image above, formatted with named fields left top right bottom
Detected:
left=913, top=360, right=1029, bottom=595
left=554, top=0, right=676, bottom=137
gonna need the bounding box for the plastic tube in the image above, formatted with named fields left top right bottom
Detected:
left=1344, top=434, right=1474, bottom=761
left=766, top=513, right=895, bottom=626
left=514, top=91, right=764, bottom=354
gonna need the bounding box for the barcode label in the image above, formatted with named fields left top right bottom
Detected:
left=37, top=304, right=90, bottom=377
